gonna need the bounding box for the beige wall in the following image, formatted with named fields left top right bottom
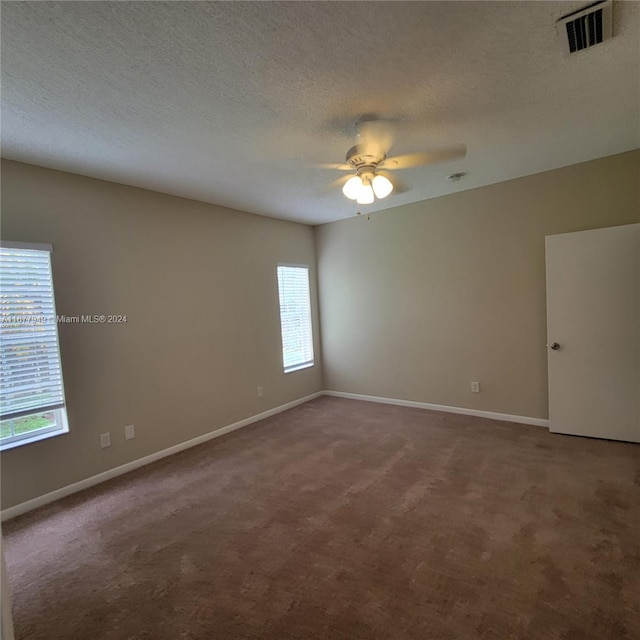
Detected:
left=315, top=150, right=640, bottom=419
left=0, top=160, right=323, bottom=509
left=2, top=151, right=639, bottom=509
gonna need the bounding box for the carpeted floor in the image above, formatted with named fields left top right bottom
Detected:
left=3, top=396, right=640, bottom=640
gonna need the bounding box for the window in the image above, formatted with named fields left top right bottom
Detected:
left=0, top=242, right=69, bottom=450
left=277, top=264, right=314, bottom=373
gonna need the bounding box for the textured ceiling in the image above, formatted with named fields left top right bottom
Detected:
left=1, top=1, right=639, bottom=225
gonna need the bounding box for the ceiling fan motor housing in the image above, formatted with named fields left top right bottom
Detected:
left=345, top=144, right=385, bottom=173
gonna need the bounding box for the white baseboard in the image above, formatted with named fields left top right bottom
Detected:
left=1, top=391, right=323, bottom=522
left=323, top=390, right=549, bottom=428
left=1, top=389, right=548, bottom=521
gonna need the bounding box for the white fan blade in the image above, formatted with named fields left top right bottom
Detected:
left=377, top=170, right=409, bottom=194
left=380, top=145, right=467, bottom=170
left=314, top=162, right=353, bottom=171
left=358, top=118, right=396, bottom=157
left=329, top=175, right=352, bottom=189
left=318, top=174, right=353, bottom=197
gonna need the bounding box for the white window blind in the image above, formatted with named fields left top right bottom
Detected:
left=0, top=244, right=66, bottom=420
left=277, top=265, right=314, bottom=373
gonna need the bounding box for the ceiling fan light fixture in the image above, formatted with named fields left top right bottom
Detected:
left=356, top=182, right=374, bottom=205
left=342, top=175, right=363, bottom=200
left=372, top=174, right=393, bottom=199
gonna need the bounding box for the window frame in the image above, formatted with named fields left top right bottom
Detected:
left=276, top=263, right=315, bottom=374
left=0, top=241, right=69, bottom=451
left=0, top=408, right=69, bottom=451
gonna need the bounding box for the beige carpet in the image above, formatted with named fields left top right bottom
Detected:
left=3, top=396, right=640, bottom=639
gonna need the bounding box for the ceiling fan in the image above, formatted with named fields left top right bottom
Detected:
left=322, top=118, right=467, bottom=205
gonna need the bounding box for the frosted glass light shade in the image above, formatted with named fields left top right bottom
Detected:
left=342, top=176, right=363, bottom=200
left=372, top=174, right=393, bottom=199
left=356, top=183, right=374, bottom=204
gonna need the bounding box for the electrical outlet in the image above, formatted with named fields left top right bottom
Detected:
left=257, top=386, right=263, bottom=397
left=471, top=381, right=480, bottom=393
left=100, top=432, right=111, bottom=448
left=124, top=424, right=135, bottom=440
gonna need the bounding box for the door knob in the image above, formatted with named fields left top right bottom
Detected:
left=547, top=342, right=560, bottom=350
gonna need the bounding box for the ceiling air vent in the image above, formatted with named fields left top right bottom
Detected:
left=557, top=0, right=612, bottom=55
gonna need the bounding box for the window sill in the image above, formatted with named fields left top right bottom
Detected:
left=1, top=409, right=70, bottom=452
left=284, top=361, right=314, bottom=374
left=0, top=426, right=69, bottom=451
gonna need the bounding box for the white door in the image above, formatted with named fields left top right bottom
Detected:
left=545, top=223, right=639, bottom=443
